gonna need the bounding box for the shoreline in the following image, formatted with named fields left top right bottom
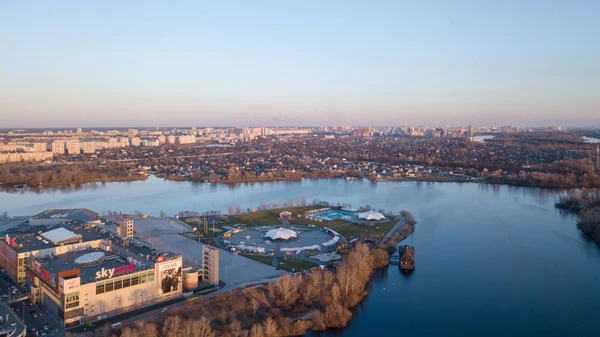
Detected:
left=0, top=174, right=580, bottom=193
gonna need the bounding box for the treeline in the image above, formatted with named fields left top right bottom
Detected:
left=555, top=189, right=600, bottom=246
left=0, top=162, right=145, bottom=186
left=577, top=207, right=600, bottom=245
left=103, top=244, right=388, bottom=337
left=555, top=189, right=600, bottom=211
left=486, top=160, right=600, bottom=189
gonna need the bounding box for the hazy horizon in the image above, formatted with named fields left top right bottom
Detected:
left=1, top=1, right=599, bottom=128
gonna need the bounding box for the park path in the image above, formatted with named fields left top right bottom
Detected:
left=376, top=219, right=405, bottom=248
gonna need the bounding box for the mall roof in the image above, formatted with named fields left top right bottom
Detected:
left=41, top=227, right=80, bottom=245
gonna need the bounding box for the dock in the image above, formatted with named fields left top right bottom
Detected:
left=398, top=245, right=415, bottom=270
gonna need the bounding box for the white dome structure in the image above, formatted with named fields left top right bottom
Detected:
left=265, top=227, right=298, bottom=240
left=358, top=211, right=386, bottom=221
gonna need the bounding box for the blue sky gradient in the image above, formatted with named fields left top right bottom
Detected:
left=1, top=0, right=598, bottom=127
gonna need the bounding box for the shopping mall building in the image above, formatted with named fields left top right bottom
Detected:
left=26, top=230, right=184, bottom=328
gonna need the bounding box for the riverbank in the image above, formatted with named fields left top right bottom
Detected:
left=555, top=189, right=600, bottom=245
left=2, top=169, right=596, bottom=193
left=111, top=243, right=392, bottom=337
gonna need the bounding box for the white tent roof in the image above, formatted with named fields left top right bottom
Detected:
left=41, top=227, right=79, bottom=245
left=264, top=227, right=298, bottom=240
left=357, top=211, right=386, bottom=221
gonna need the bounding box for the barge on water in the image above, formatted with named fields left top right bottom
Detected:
left=399, top=245, right=415, bottom=270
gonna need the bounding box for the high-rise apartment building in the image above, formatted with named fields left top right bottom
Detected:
left=65, top=140, right=81, bottom=155
left=201, top=245, right=219, bottom=285
left=51, top=140, right=66, bottom=154
left=119, top=217, right=134, bottom=239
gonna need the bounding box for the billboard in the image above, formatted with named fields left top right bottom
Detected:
left=156, top=260, right=182, bottom=295
left=60, top=277, right=80, bottom=294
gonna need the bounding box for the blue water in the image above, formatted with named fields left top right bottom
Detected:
left=0, top=177, right=598, bottom=336
left=312, top=210, right=356, bottom=221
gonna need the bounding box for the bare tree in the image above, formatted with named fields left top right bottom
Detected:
left=192, top=316, right=215, bottom=337
left=250, top=323, right=265, bottom=337
left=251, top=298, right=260, bottom=317
left=228, top=206, right=234, bottom=215
left=228, top=319, right=243, bottom=337
left=219, top=308, right=228, bottom=325
left=162, top=315, right=182, bottom=337
left=262, top=316, right=278, bottom=337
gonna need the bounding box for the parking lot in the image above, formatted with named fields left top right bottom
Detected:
left=129, top=216, right=286, bottom=287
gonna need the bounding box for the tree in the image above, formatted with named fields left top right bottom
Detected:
left=262, top=316, right=278, bottom=337
left=219, top=308, right=228, bottom=324
left=371, top=248, right=390, bottom=268
left=235, top=205, right=241, bottom=214
left=138, top=322, right=158, bottom=337
left=228, top=319, right=243, bottom=337
left=228, top=206, right=234, bottom=215
left=274, top=274, right=299, bottom=310
left=193, top=316, right=215, bottom=337
left=162, top=315, right=182, bottom=337
left=120, top=327, right=139, bottom=337
left=251, top=298, right=260, bottom=317
left=250, top=324, right=265, bottom=337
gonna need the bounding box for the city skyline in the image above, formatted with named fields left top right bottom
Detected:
left=1, top=1, right=599, bottom=128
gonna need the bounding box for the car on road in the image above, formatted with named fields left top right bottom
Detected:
left=161, top=308, right=168, bottom=313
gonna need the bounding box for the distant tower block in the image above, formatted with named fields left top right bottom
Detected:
left=280, top=211, right=292, bottom=226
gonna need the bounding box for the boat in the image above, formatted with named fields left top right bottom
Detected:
left=399, top=245, right=415, bottom=270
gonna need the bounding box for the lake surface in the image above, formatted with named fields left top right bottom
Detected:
left=1, top=177, right=598, bottom=337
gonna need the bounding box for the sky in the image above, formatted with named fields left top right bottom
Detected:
left=0, top=0, right=599, bottom=128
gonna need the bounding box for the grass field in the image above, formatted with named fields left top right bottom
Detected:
left=277, top=257, right=320, bottom=272
left=241, top=253, right=320, bottom=272
left=241, top=254, right=274, bottom=265
left=227, top=206, right=347, bottom=227
left=332, top=221, right=396, bottom=239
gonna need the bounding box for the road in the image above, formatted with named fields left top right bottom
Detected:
left=376, top=219, right=405, bottom=247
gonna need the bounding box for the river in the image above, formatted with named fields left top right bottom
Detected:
left=1, top=177, right=598, bottom=337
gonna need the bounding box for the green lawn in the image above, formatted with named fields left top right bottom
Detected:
left=241, top=253, right=319, bottom=272
left=241, top=254, right=274, bottom=265
left=277, top=257, right=320, bottom=272
left=227, top=206, right=347, bottom=227
left=332, top=221, right=396, bottom=239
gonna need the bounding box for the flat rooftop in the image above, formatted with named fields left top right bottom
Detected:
left=36, top=246, right=158, bottom=285
left=0, top=218, right=28, bottom=234
left=11, top=221, right=112, bottom=253
left=30, top=208, right=98, bottom=221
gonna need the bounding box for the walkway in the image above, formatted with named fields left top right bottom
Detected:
left=376, top=219, right=406, bottom=247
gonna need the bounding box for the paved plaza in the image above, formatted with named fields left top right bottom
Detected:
left=228, top=226, right=336, bottom=253
left=121, top=216, right=286, bottom=287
